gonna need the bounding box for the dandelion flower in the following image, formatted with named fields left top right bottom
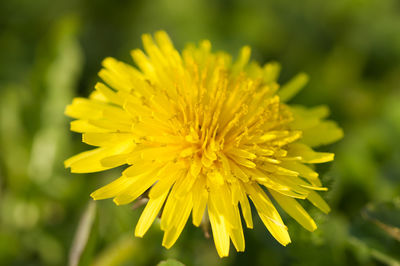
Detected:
left=65, top=31, right=343, bottom=257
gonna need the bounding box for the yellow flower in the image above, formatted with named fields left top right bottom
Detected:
left=65, top=31, right=343, bottom=257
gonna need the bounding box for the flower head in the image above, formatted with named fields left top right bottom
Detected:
left=65, top=31, right=343, bottom=257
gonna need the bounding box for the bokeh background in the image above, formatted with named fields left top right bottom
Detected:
left=1, top=0, right=400, bottom=265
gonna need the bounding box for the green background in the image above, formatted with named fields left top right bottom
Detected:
left=1, top=0, right=400, bottom=265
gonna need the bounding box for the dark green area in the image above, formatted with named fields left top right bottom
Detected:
left=1, top=0, right=399, bottom=265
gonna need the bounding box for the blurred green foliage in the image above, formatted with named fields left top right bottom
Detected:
left=1, top=0, right=399, bottom=265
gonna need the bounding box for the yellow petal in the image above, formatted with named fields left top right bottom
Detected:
left=90, top=176, right=133, bottom=200
left=65, top=138, right=134, bottom=173
left=237, top=182, right=253, bottom=228
left=82, top=132, right=133, bottom=147
left=123, top=160, right=160, bottom=177
left=228, top=203, right=245, bottom=252
left=272, top=173, right=327, bottom=192
left=243, top=168, right=296, bottom=194
left=161, top=193, right=193, bottom=249
left=89, top=90, right=108, bottom=102
left=65, top=98, right=102, bottom=120
left=113, top=168, right=160, bottom=205
left=100, top=153, right=130, bottom=168
left=258, top=163, right=299, bottom=177
left=135, top=189, right=169, bottom=237
left=88, top=119, right=132, bottom=132
left=94, top=82, right=124, bottom=106
left=191, top=176, right=208, bottom=227
left=228, top=147, right=257, bottom=160
left=263, top=61, right=281, bottom=84
left=65, top=147, right=114, bottom=173
left=270, top=190, right=317, bottom=232
left=290, top=105, right=330, bottom=129
left=278, top=73, right=309, bottom=102
left=154, top=31, right=175, bottom=54
left=228, top=160, right=249, bottom=182
left=131, top=49, right=157, bottom=82
left=137, top=146, right=182, bottom=162
left=174, top=168, right=198, bottom=199
left=245, top=183, right=291, bottom=246
left=231, top=46, right=251, bottom=75
left=279, top=161, right=319, bottom=180
left=100, top=57, right=145, bottom=93
left=208, top=198, right=230, bottom=257
left=307, top=191, right=331, bottom=214
left=142, top=33, right=169, bottom=70
left=70, top=120, right=109, bottom=133
left=288, top=143, right=334, bottom=163
left=208, top=182, right=239, bottom=229
left=301, top=121, right=344, bottom=147
left=149, top=164, right=183, bottom=199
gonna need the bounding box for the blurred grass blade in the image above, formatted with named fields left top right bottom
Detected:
left=69, top=201, right=97, bottom=266
left=28, top=15, right=83, bottom=185
left=348, top=237, right=400, bottom=266
left=362, top=200, right=400, bottom=241
left=348, top=199, right=400, bottom=265
left=92, top=236, right=145, bottom=266
left=157, top=259, right=185, bottom=266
